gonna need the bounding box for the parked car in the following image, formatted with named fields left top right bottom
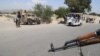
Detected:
left=66, top=13, right=83, bottom=26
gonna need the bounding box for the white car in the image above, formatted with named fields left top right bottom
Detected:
left=66, top=13, right=83, bottom=26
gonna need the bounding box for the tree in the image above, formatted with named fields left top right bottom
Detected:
left=12, top=11, right=16, bottom=14
left=42, top=5, right=53, bottom=23
left=64, top=0, right=91, bottom=13
left=55, top=7, right=70, bottom=18
left=34, top=4, right=44, bottom=17
left=89, top=12, right=97, bottom=16
left=34, top=4, right=53, bottom=23
left=54, top=7, right=70, bottom=23
left=0, top=11, right=2, bottom=14
left=98, top=14, right=100, bottom=16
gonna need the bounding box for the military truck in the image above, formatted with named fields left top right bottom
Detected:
left=20, top=12, right=41, bottom=25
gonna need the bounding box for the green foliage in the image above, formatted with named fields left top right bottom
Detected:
left=42, top=5, right=53, bottom=23
left=89, top=12, right=100, bottom=16
left=89, top=12, right=97, bottom=16
left=98, top=14, right=100, bottom=16
left=64, top=0, right=91, bottom=13
left=0, top=11, right=2, bottom=14
left=34, top=4, right=44, bottom=17
left=55, top=7, right=70, bottom=18
left=34, top=4, right=53, bottom=23
left=12, top=11, right=16, bottom=14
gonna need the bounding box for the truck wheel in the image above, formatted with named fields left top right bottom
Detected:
left=26, top=22, right=28, bottom=25
left=78, top=23, right=82, bottom=26
left=37, top=20, right=41, bottom=24
left=28, top=19, right=33, bottom=25
left=68, top=22, right=72, bottom=26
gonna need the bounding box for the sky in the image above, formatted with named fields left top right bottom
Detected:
left=0, top=0, right=100, bottom=13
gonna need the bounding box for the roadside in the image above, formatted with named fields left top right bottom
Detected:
left=0, top=15, right=100, bottom=32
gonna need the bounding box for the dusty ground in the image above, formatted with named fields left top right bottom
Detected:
left=0, top=16, right=100, bottom=56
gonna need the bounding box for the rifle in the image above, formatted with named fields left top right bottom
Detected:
left=48, top=40, right=100, bottom=52
left=48, top=42, right=84, bottom=56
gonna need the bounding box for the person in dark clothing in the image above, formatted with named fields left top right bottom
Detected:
left=16, top=11, right=21, bottom=27
left=64, top=29, right=100, bottom=47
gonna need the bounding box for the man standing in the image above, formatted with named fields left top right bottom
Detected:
left=16, top=11, right=21, bottom=27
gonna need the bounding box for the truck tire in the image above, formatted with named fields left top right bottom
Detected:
left=37, top=20, right=41, bottom=24
left=28, top=19, right=33, bottom=25
left=68, top=22, right=72, bottom=26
